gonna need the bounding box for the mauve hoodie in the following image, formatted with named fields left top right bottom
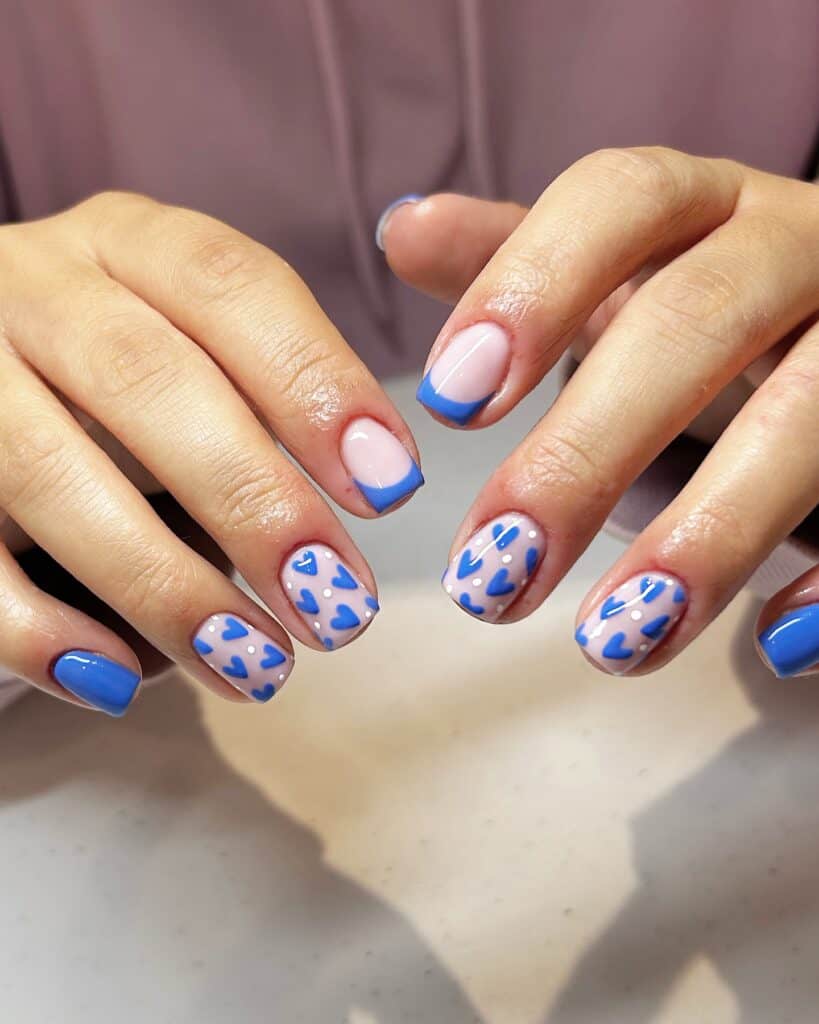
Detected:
left=0, top=1, right=817, bottom=702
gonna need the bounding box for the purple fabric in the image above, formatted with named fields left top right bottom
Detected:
left=0, top=0, right=817, bottom=377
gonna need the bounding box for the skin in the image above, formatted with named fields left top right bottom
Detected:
left=0, top=192, right=421, bottom=709
left=382, top=147, right=819, bottom=677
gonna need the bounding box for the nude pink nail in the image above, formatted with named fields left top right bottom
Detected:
left=417, top=321, right=511, bottom=425
left=192, top=615, right=293, bottom=702
left=340, top=417, right=424, bottom=513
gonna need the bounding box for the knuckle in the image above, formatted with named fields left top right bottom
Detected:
left=121, top=548, right=200, bottom=627
left=176, top=224, right=276, bottom=308
left=72, top=189, right=156, bottom=225
left=86, top=312, right=189, bottom=405
left=0, top=418, right=78, bottom=509
left=209, top=453, right=306, bottom=538
left=584, top=146, right=686, bottom=207
left=681, top=497, right=753, bottom=573
left=258, top=325, right=354, bottom=413
left=526, top=415, right=618, bottom=510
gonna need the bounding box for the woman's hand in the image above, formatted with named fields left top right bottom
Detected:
left=381, top=148, right=819, bottom=678
left=0, top=192, right=424, bottom=714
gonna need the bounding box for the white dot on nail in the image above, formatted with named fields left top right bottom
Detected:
left=324, top=551, right=333, bottom=559
left=247, top=645, right=256, bottom=654
left=473, top=578, right=482, bottom=587
left=365, top=610, right=372, bottom=619
left=630, top=610, right=642, bottom=621
left=475, top=537, right=483, bottom=546
left=278, top=672, right=286, bottom=681
left=502, top=554, right=512, bottom=564
left=208, top=625, right=216, bottom=633
left=528, top=530, right=537, bottom=538
left=446, top=584, right=453, bottom=594
left=323, top=588, right=332, bottom=598
left=286, top=582, right=292, bottom=590
left=639, top=643, right=648, bottom=652
left=591, top=624, right=605, bottom=639
left=314, top=621, right=321, bottom=630
left=665, top=577, right=674, bottom=585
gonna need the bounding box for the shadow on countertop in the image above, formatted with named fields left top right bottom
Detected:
left=545, top=597, right=819, bottom=1024
left=0, top=680, right=483, bottom=1024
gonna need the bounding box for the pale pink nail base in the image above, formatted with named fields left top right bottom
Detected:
left=442, top=512, right=546, bottom=621
left=575, top=572, right=688, bottom=675
left=339, top=416, right=424, bottom=513
left=280, top=543, right=379, bottom=650
left=192, top=615, right=293, bottom=702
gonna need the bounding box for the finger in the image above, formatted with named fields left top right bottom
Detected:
left=379, top=193, right=527, bottom=303
left=70, top=193, right=423, bottom=517
left=417, top=146, right=744, bottom=428
left=443, top=174, right=819, bottom=629
left=0, top=540, right=142, bottom=716
left=576, top=316, right=819, bottom=676
left=0, top=349, right=296, bottom=703
left=6, top=256, right=379, bottom=651
left=757, top=565, right=819, bottom=678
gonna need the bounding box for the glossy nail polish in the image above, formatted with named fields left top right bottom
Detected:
left=575, top=573, right=688, bottom=675
left=192, top=616, right=293, bottom=702
left=758, top=603, right=819, bottom=677
left=417, top=322, right=510, bottom=426
left=52, top=651, right=141, bottom=717
left=281, top=544, right=379, bottom=650
left=340, top=417, right=424, bottom=513
left=443, top=512, right=546, bottom=621
left=375, top=193, right=424, bottom=251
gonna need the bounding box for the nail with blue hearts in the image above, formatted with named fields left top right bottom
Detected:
left=374, top=194, right=424, bottom=251
left=758, top=602, right=819, bottom=678
left=417, top=322, right=511, bottom=427
left=192, top=615, right=293, bottom=701
left=340, top=416, right=424, bottom=514
left=280, top=544, right=379, bottom=650
left=575, top=572, right=688, bottom=675
left=51, top=650, right=141, bottom=717
left=442, top=512, right=546, bottom=621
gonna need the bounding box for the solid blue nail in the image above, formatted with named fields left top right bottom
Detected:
left=52, top=650, right=141, bottom=717
left=759, top=603, right=819, bottom=678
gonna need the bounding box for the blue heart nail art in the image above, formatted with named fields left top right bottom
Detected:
left=492, top=523, right=520, bottom=549
left=575, top=623, right=588, bottom=647
left=295, top=588, right=319, bottom=614
left=640, top=577, right=666, bottom=603
left=459, top=592, right=485, bottom=615
left=365, top=596, right=380, bottom=611
left=222, top=655, right=249, bottom=679
left=673, top=585, right=686, bottom=603
left=292, top=550, right=318, bottom=575
left=222, top=617, right=249, bottom=641
left=193, top=637, right=213, bottom=656
left=601, top=596, right=626, bottom=619
left=330, top=604, right=361, bottom=630
left=260, top=644, right=286, bottom=669
left=525, top=546, right=539, bottom=577
left=602, top=632, right=634, bottom=660
left=486, top=568, right=515, bottom=597
left=251, top=683, right=276, bottom=702
left=457, top=550, right=483, bottom=579
left=332, top=564, right=358, bottom=590
left=640, top=614, right=670, bottom=639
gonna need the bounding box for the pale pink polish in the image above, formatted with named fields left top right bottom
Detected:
left=417, top=322, right=511, bottom=425
left=340, top=417, right=424, bottom=513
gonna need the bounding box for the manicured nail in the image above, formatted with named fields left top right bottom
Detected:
left=52, top=650, right=141, bottom=717
left=576, top=573, right=688, bottom=675
left=192, top=615, right=293, bottom=702
left=340, top=416, right=424, bottom=513
left=375, top=193, right=424, bottom=251
left=417, top=322, right=510, bottom=426
left=758, top=603, right=819, bottom=678
left=281, top=544, right=379, bottom=650
left=443, top=512, right=546, bottom=621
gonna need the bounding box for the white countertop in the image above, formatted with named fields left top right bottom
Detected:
left=1, top=375, right=814, bottom=1024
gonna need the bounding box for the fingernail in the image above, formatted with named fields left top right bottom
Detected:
left=417, top=322, right=510, bottom=426
left=443, top=512, right=546, bottom=621
left=192, top=615, right=293, bottom=702
left=576, top=573, right=688, bottom=675
left=375, top=193, right=424, bottom=251
left=758, top=603, right=819, bottom=678
left=281, top=544, right=379, bottom=650
left=52, top=650, right=141, bottom=717
left=340, top=416, right=424, bottom=513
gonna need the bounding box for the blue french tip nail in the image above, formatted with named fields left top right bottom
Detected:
left=52, top=650, right=141, bottom=717
left=353, top=460, right=424, bottom=513
left=375, top=194, right=425, bottom=251
left=758, top=603, right=819, bottom=678
left=416, top=372, right=493, bottom=426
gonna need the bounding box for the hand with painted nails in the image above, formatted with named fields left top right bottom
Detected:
left=380, top=149, right=819, bottom=678
left=0, top=192, right=416, bottom=715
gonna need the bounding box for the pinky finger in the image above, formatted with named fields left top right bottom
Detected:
left=757, top=567, right=819, bottom=678
left=0, top=541, right=141, bottom=715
